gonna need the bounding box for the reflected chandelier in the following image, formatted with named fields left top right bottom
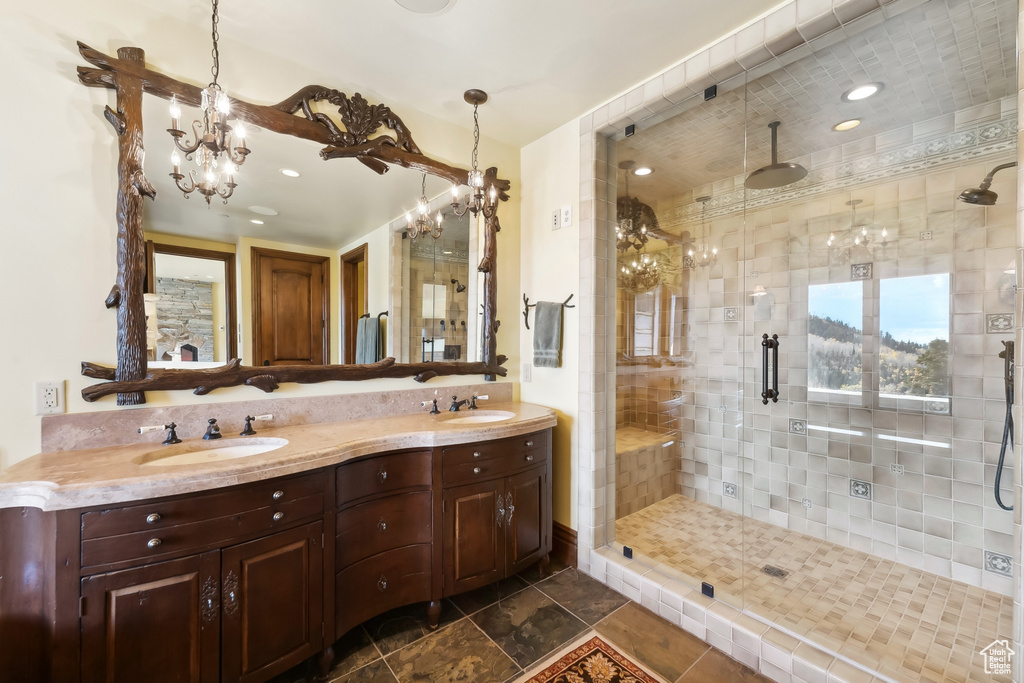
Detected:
left=616, top=161, right=659, bottom=252
left=451, top=90, right=499, bottom=219
left=827, top=199, right=888, bottom=264
left=167, top=0, right=251, bottom=205
left=407, top=174, right=444, bottom=240
left=686, top=196, right=717, bottom=268
left=619, top=251, right=660, bottom=293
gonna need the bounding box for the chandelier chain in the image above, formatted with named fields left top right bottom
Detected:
left=471, top=104, right=480, bottom=172
left=421, top=174, right=426, bottom=196
left=210, top=0, right=220, bottom=87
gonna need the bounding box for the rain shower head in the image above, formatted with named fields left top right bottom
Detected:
left=744, top=121, right=808, bottom=190
left=958, top=162, right=1017, bottom=205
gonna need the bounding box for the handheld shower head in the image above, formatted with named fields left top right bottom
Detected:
left=958, top=162, right=1017, bottom=205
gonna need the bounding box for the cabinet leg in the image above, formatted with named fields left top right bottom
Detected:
left=427, top=600, right=442, bottom=631
left=314, top=644, right=335, bottom=682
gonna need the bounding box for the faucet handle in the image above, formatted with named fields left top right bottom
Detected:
left=421, top=399, right=441, bottom=415
left=203, top=418, right=222, bottom=441
left=240, top=416, right=256, bottom=436
left=162, top=422, right=182, bottom=445
left=468, top=394, right=489, bottom=410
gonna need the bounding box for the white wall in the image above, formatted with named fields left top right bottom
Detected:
left=0, top=0, right=520, bottom=469
left=520, top=120, right=580, bottom=526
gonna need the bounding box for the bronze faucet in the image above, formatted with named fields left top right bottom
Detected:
left=449, top=396, right=469, bottom=412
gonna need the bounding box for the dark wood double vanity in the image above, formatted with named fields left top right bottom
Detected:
left=0, top=408, right=554, bottom=683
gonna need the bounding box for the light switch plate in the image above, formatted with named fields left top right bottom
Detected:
left=522, top=362, right=532, bottom=382
left=551, top=210, right=560, bottom=231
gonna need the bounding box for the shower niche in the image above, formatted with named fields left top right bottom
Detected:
left=608, top=0, right=1019, bottom=677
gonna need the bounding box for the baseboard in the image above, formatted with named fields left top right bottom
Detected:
left=552, top=521, right=578, bottom=568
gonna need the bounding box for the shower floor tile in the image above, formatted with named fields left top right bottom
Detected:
left=616, top=495, right=1014, bottom=683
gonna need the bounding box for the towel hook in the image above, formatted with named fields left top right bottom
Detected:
left=522, top=293, right=575, bottom=330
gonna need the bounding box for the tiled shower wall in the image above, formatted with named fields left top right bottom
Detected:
left=633, top=132, right=1019, bottom=595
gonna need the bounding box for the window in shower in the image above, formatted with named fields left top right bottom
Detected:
left=878, top=273, right=950, bottom=411
left=807, top=281, right=863, bottom=396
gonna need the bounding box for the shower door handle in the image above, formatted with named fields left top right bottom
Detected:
left=762, top=333, right=780, bottom=404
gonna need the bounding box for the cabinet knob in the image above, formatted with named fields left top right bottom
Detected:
left=273, top=512, right=284, bottom=521
left=272, top=490, right=284, bottom=500
left=147, top=538, right=162, bottom=549
left=526, top=440, right=534, bottom=447
left=378, top=518, right=387, bottom=532
left=377, top=575, right=388, bottom=592
left=146, top=513, right=161, bottom=524
left=473, top=467, right=481, bottom=474
left=378, top=468, right=388, bottom=483
left=473, top=451, right=482, bottom=458
left=525, top=454, right=534, bottom=462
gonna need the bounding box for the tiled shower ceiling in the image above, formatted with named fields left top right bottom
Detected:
left=617, top=0, right=1016, bottom=203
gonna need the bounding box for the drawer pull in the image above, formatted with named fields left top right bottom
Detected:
left=473, top=467, right=481, bottom=474
left=378, top=467, right=388, bottom=483
left=473, top=451, right=482, bottom=458
left=377, top=575, right=388, bottom=592
left=506, top=491, right=515, bottom=527
left=525, top=454, right=534, bottom=462
left=272, top=490, right=284, bottom=500
left=526, top=440, right=534, bottom=447
left=147, top=538, right=162, bottom=549
left=224, top=571, right=239, bottom=617
left=146, top=513, right=161, bottom=524
left=273, top=512, right=284, bottom=521
left=378, top=518, right=387, bottom=532
left=496, top=497, right=505, bottom=528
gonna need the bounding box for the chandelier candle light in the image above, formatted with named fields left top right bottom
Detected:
left=451, top=90, right=498, bottom=219
left=688, top=196, right=717, bottom=267
left=407, top=174, right=444, bottom=239
left=167, top=0, right=251, bottom=205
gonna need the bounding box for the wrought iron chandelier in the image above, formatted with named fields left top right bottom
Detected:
left=619, top=251, right=661, bottom=293
left=451, top=90, right=499, bottom=219
left=167, top=0, right=251, bottom=205
left=827, top=199, right=888, bottom=263
left=407, top=174, right=444, bottom=240
left=686, top=196, right=717, bottom=268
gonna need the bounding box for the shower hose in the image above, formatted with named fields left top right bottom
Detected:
left=995, top=341, right=1014, bottom=511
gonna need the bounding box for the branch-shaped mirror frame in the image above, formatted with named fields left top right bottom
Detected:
left=76, top=43, right=508, bottom=405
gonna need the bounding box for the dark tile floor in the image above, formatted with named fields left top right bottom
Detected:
left=271, top=561, right=772, bottom=683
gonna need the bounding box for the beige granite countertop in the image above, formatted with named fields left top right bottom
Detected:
left=0, top=402, right=556, bottom=511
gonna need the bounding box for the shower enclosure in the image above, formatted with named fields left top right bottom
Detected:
left=609, top=0, right=1019, bottom=679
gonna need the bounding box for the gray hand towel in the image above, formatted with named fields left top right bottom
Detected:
left=533, top=301, right=563, bottom=368
left=355, top=317, right=378, bottom=364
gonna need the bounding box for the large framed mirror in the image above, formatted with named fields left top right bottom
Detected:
left=76, top=43, right=508, bottom=405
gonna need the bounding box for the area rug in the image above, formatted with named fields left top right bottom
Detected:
left=521, top=634, right=664, bottom=683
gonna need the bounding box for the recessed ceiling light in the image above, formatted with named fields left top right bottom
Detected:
left=841, top=83, right=883, bottom=102
left=633, top=166, right=654, bottom=176
left=395, top=0, right=455, bottom=13
left=250, top=219, right=264, bottom=225
left=833, top=119, right=862, bottom=131
left=442, top=250, right=453, bottom=255
left=248, top=205, right=279, bottom=216
left=280, top=168, right=301, bottom=178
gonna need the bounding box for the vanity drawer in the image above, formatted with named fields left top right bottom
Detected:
left=442, top=450, right=547, bottom=485
left=81, top=472, right=324, bottom=540
left=336, top=491, right=432, bottom=569
left=441, top=431, right=547, bottom=468
left=81, top=494, right=323, bottom=569
left=336, top=450, right=432, bottom=507
left=334, top=544, right=431, bottom=639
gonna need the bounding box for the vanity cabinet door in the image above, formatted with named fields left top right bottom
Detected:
left=220, top=521, right=323, bottom=683
left=504, top=464, right=550, bottom=576
left=80, top=551, right=221, bottom=683
left=442, top=478, right=505, bottom=594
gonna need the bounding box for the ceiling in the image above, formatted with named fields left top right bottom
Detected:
left=134, top=0, right=780, bottom=249
left=617, top=0, right=1017, bottom=204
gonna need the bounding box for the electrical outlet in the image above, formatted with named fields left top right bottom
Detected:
left=34, top=380, right=63, bottom=415
left=551, top=210, right=560, bottom=231
left=522, top=362, right=532, bottom=382
left=920, top=231, right=932, bottom=240
left=891, top=463, right=905, bottom=475
left=560, top=205, right=572, bottom=228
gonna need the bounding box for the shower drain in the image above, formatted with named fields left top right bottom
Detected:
left=762, top=565, right=788, bottom=578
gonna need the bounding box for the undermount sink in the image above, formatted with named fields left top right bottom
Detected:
left=444, top=410, right=516, bottom=425
left=137, top=438, right=289, bottom=467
